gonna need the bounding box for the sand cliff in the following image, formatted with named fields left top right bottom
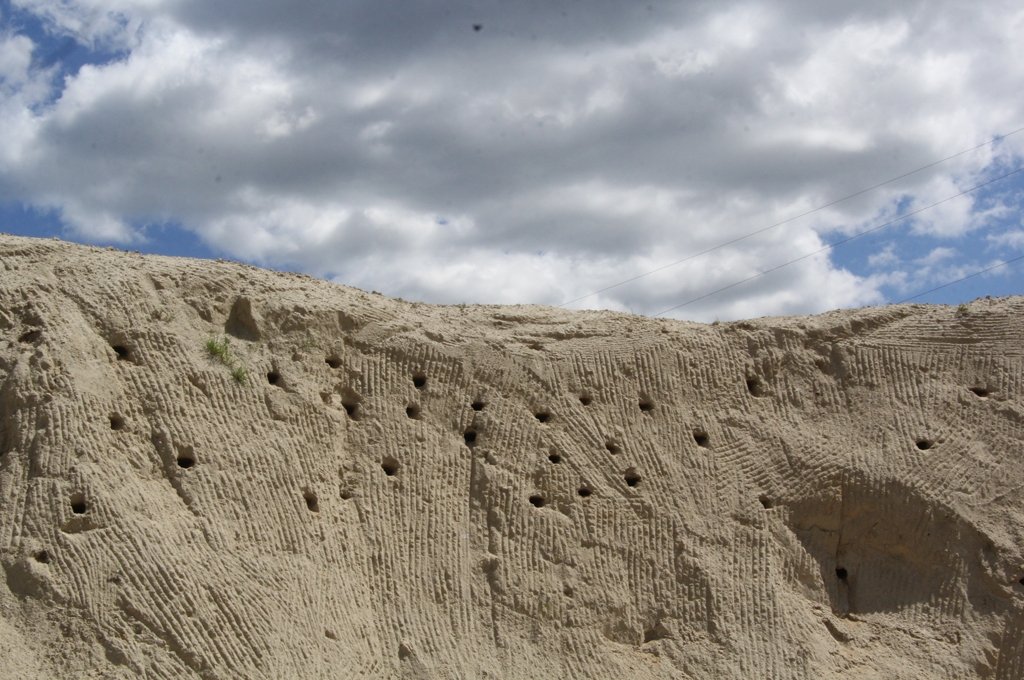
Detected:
left=1, top=233, right=1023, bottom=678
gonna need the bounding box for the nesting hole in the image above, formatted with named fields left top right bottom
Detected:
left=535, top=410, right=551, bottom=423
left=759, top=495, right=773, bottom=509
left=746, top=376, right=765, bottom=397
left=112, top=344, right=130, bottom=360
left=109, top=414, right=125, bottom=431
left=18, top=329, right=41, bottom=344
left=176, top=452, right=195, bottom=469
left=915, top=438, right=933, bottom=451
left=303, top=490, right=319, bottom=512
left=340, top=490, right=354, bottom=500
left=528, top=494, right=545, bottom=508
left=341, top=396, right=360, bottom=420
left=836, top=567, right=848, bottom=581
left=406, top=404, right=421, bottom=419
left=579, top=393, right=592, bottom=406
left=381, top=457, right=400, bottom=476
left=70, top=493, right=87, bottom=515
left=605, top=441, right=621, bottom=455
left=325, top=629, right=338, bottom=640
left=471, top=399, right=486, bottom=411
left=267, top=370, right=281, bottom=385
left=563, top=584, right=574, bottom=597
left=34, top=550, right=51, bottom=564
left=325, top=356, right=341, bottom=369
left=969, top=386, right=990, bottom=398
left=412, top=373, right=427, bottom=389
left=624, top=468, right=641, bottom=488
left=548, top=453, right=562, bottom=464
left=639, top=398, right=654, bottom=413
left=463, top=429, right=477, bottom=447
left=693, top=430, right=710, bottom=448
left=1018, top=576, right=1024, bottom=586
left=577, top=486, right=592, bottom=498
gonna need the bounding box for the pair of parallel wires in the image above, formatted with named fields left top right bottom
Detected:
left=555, top=126, right=1024, bottom=316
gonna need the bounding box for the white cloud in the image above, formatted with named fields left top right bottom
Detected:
left=0, top=0, right=1022, bottom=320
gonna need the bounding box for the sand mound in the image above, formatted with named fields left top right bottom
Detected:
left=1, top=234, right=1022, bottom=678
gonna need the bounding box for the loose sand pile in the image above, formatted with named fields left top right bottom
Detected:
left=1, top=233, right=1022, bottom=678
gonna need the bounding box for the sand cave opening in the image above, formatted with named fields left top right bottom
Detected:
left=693, top=430, right=710, bottom=448
left=463, top=429, right=477, bottom=447
left=109, top=414, right=125, bottom=431
left=70, top=493, right=87, bottom=515
left=624, top=468, right=641, bottom=488
left=112, top=344, right=130, bottom=361
left=303, top=490, right=319, bottom=512
left=381, top=457, right=400, bottom=477
left=325, top=355, right=341, bottom=369
left=578, top=486, right=592, bottom=497
left=267, top=370, right=281, bottom=386
left=535, top=410, right=552, bottom=423
left=916, top=438, right=934, bottom=451
left=412, top=373, right=427, bottom=389
left=639, top=398, right=655, bottom=413
left=579, top=393, right=593, bottom=406
left=548, top=452, right=562, bottom=464
left=406, top=404, right=421, bottom=419
left=471, top=399, right=486, bottom=411
left=529, top=494, right=545, bottom=508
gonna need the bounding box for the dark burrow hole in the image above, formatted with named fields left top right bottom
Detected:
left=746, top=376, right=764, bottom=397
left=916, top=438, right=934, bottom=451
left=34, top=550, right=50, bottom=564
left=969, top=386, right=990, bottom=398
left=18, top=329, right=42, bottom=343
left=836, top=567, right=848, bottom=581
left=639, top=399, right=654, bottom=413
left=535, top=410, right=551, bottom=423
left=605, top=441, right=621, bottom=455
left=463, top=429, right=477, bottom=446
left=577, top=486, right=592, bottom=498
left=109, top=414, right=125, bottom=431
left=304, top=490, right=319, bottom=512
left=325, top=356, right=341, bottom=369
left=1019, top=577, right=1024, bottom=586
left=70, top=493, right=87, bottom=515
left=563, top=585, right=574, bottom=597
left=177, top=453, right=195, bottom=469
left=759, top=495, right=773, bottom=509
left=693, top=430, right=710, bottom=447
left=624, top=469, right=641, bottom=487
left=548, top=453, right=562, bottom=464
left=579, top=394, right=592, bottom=406
left=412, top=373, right=427, bottom=389
left=112, top=344, right=130, bottom=360
left=471, top=399, right=486, bottom=411
left=267, top=370, right=281, bottom=385
left=381, top=457, right=400, bottom=476
left=528, top=494, right=545, bottom=508
left=340, top=490, right=354, bottom=500
left=643, top=623, right=671, bottom=643
left=342, top=399, right=360, bottom=420
left=406, top=404, right=421, bottom=419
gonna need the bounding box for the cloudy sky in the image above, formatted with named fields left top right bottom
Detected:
left=1, top=0, right=1022, bottom=321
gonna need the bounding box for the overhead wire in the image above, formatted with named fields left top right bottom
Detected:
left=652, top=165, right=1024, bottom=316
left=558, top=125, right=1024, bottom=308
left=894, top=253, right=1024, bottom=304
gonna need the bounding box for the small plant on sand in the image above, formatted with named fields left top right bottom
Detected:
left=205, top=336, right=248, bottom=384
left=956, top=303, right=969, bottom=317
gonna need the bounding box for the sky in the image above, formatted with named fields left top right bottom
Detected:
left=1, top=0, right=1022, bottom=322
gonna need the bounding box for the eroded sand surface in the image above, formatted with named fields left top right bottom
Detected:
left=1, top=234, right=1023, bottom=678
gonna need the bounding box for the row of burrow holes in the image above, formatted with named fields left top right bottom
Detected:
left=31, top=344, right=1019, bottom=587
left=103, top=343, right=991, bottom=510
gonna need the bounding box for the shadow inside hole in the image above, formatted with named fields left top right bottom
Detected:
left=381, top=457, right=400, bottom=476
left=325, top=356, right=341, bottom=368
left=406, top=404, right=421, bottom=419
left=693, top=430, right=710, bottom=447
left=109, top=414, right=125, bottom=431
left=548, top=453, right=562, bottom=464
left=70, top=493, right=87, bottom=515
left=464, top=429, right=477, bottom=447
left=1019, top=577, right=1024, bottom=586
left=340, top=490, right=354, bottom=500
left=969, top=386, right=990, bottom=398
left=528, top=494, right=545, bottom=508
left=471, top=399, right=486, bottom=411
left=177, top=453, right=195, bottom=469
left=577, top=486, right=592, bottom=498
left=579, top=394, right=592, bottom=406
left=303, top=490, right=319, bottom=512
left=18, top=329, right=42, bottom=344
left=624, top=469, right=641, bottom=487
left=605, top=441, right=621, bottom=454
left=836, top=567, right=848, bottom=581
left=267, top=370, right=281, bottom=385
left=413, top=373, right=427, bottom=389
left=746, top=376, right=765, bottom=397
left=639, top=399, right=654, bottom=413
left=759, top=495, right=773, bottom=509
left=535, top=410, right=551, bottom=423
left=915, top=439, right=933, bottom=451
left=112, top=345, right=130, bottom=360
left=34, top=550, right=50, bottom=564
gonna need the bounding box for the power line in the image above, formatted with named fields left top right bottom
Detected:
left=558, top=125, right=1024, bottom=308
left=652, top=165, right=1024, bottom=317
left=894, top=253, right=1024, bottom=304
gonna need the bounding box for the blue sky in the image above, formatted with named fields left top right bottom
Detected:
left=1, top=0, right=1022, bottom=321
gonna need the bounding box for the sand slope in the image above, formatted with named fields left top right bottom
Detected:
left=1, top=233, right=1022, bottom=679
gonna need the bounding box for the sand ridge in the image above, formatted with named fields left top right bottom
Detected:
left=1, top=233, right=1023, bottom=678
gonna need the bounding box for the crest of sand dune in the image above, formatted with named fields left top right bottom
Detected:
left=1, top=233, right=1022, bottom=679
